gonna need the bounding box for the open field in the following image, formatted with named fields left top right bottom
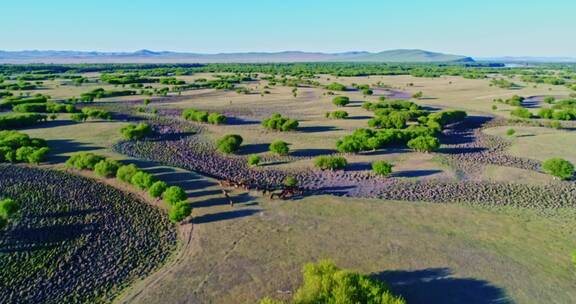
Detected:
left=1, top=62, right=576, bottom=303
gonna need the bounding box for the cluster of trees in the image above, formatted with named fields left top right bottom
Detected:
left=269, top=140, right=290, bottom=156
left=66, top=153, right=191, bottom=222
left=159, top=77, right=185, bottom=85
left=0, top=113, right=47, bottom=129
left=79, top=88, right=136, bottom=102
left=121, top=123, right=152, bottom=140
left=332, top=96, right=350, bottom=107
left=0, top=130, right=50, bottom=164
left=314, top=155, right=347, bottom=170
left=325, top=82, right=347, bottom=91
left=182, top=108, right=227, bottom=124
left=217, top=134, right=243, bottom=154
left=325, top=110, right=349, bottom=119
left=71, top=107, right=112, bottom=122
left=13, top=102, right=76, bottom=113
left=0, top=197, right=19, bottom=230
left=262, top=113, right=299, bottom=131
left=100, top=73, right=158, bottom=85
left=0, top=94, right=49, bottom=108
left=542, top=158, right=574, bottom=180
left=0, top=81, right=37, bottom=90
left=494, top=95, right=524, bottom=106
left=259, top=260, right=405, bottom=304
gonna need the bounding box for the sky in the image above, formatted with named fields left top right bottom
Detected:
left=1, top=0, right=575, bottom=57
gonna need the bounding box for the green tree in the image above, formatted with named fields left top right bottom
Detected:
left=332, top=96, right=350, bottom=107
left=506, top=128, right=516, bottom=136
left=163, top=186, right=187, bottom=205
left=248, top=154, right=261, bottom=167
left=407, top=135, right=440, bottom=152
left=372, top=161, right=393, bottom=177
left=169, top=202, right=192, bottom=222
left=283, top=176, right=298, bottom=188
left=269, top=140, right=290, bottom=156
left=217, top=134, right=243, bottom=154
left=130, top=171, right=155, bottom=190
left=542, top=158, right=574, bottom=180
left=0, top=198, right=19, bottom=219
left=314, top=156, right=347, bottom=170
left=94, top=159, right=121, bottom=177
left=149, top=181, right=168, bottom=198
left=116, top=164, right=141, bottom=183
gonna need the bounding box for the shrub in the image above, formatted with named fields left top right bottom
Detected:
left=207, top=112, right=226, bottom=124
left=0, top=113, right=47, bottom=129
left=372, top=161, right=393, bottom=177
left=130, top=171, right=155, bottom=190
left=283, top=176, right=298, bottom=188
left=162, top=186, right=187, bottom=205
left=314, top=155, right=347, bottom=170
left=148, top=181, right=168, bottom=198
left=544, top=96, right=556, bottom=104
left=538, top=108, right=554, bottom=119
left=71, top=113, right=88, bottom=122
left=325, top=82, right=347, bottom=91
left=407, top=135, right=440, bottom=152
left=362, top=88, right=373, bottom=96
left=510, top=107, right=532, bottom=119
left=169, top=202, right=192, bottom=222
left=94, top=159, right=121, bottom=177
left=549, top=120, right=562, bottom=129
left=116, top=164, right=141, bottom=183
left=248, top=154, right=261, bottom=167
left=81, top=107, right=112, bottom=120
left=332, top=96, right=350, bottom=107
left=506, top=128, right=516, bottom=136
left=262, top=113, right=299, bottom=131
left=65, top=152, right=105, bottom=170
left=412, top=91, right=423, bottom=98
left=0, top=198, right=19, bottom=219
left=182, top=108, right=227, bottom=124
left=217, top=134, right=243, bottom=154
left=121, top=123, right=152, bottom=140
left=329, top=110, right=348, bottom=119
left=269, top=140, right=290, bottom=156
left=542, top=158, right=574, bottom=180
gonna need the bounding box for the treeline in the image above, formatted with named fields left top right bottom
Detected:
left=78, top=88, right=136, bottom=102
left=0, top=94, right=49, bottom=108
left=0, top=113, right=47, bottom=129
left=65, top=152, right=192, bottom=222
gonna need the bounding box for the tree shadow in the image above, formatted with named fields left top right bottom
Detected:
left=0, top=223, right=97, bottom=253
left=239, top=143, right=270, bottom=155
left=298, top=126, right=341, bottom=133
left=392, top=169, right=442, bottom=178
left=191, top=208, right=261, bottom=224
left=191, top=192, right=256, bottom=208
left=372, top=268, right=511, bottom=304
left=45, top=139, right=101, bottom=164
left=291, top=148, right=336, bottom=157
left=346, top=115, right=373, bottom=120
left=345, top=162, right=371, bottom=172
left=317, top=185, right=357, bottom=195
left=225, top=116, right=260, bottom=125
left=437, top=147, right=487, bottom=155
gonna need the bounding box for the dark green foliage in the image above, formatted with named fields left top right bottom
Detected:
left=372, top=161, right=393, bottom=176
left=169, top=202, right=192, bottom=222
left=407, top=135, right=440, bottom=152
left=13, top=102, right=76, bottom=113
left=0, top=113, right=47, bottom=129
left=269, top=140, right=290, bottom=156
left=162, top=186, right=187, bottom=205
left=262, top=113, right=299, bottom=131
left=207, top=112, right=226, bottom=124
left=130, top=171, right=156, bottom=190
left=0, top=131, right=49, bottom=164
left=0, top=95, right=48, bottom=108
left=121, top=123, right=152, bottom=140
left=116, top=164, right=141, bottom=183
left=362, top=88, right=373, bottom=96
left=148, top=181, right=168, bottom=198
left=325, top=82, right=347, bottom=91
left=159, top=77, right=185, bottom=85
left=94, top=159, right=121, bottom=178
left=248, top=154, right=261, bottom=166
left=542, top=158, right=574, bottom=180
left=332, top=96, right=350, bottom=107
left=283, top=176, right=298, bottom=188
left=510, top=107, right=532, bottom=119
left=314, top=155, right=347, bottom=170
left=80, top=88, right=136, bottom=101
left=217, top=134, right=243, bottom=154
left=65, top=152, right=105, bottom=170
left=259, top=260, right=405, bottom=304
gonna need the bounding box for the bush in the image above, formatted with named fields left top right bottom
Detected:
left=148, top=181, right=168, bottom=198
left=325, top=82, right=347, bottom=91
left=0, top=113, right=47, bottom=129
left=121, top=123, right=152, bottom=140
left=182, top=108, right=227, bottom=124
left=163, top=186, right=187, bottom=205
left=217, top=134, right=243, bottom=154
left=506, top=128, right=516, bottom=136
left=116, top=164, right=141, bottom=183
left=269, top=140, right=290, bottom=156
left=71, top=113, right=88, bottom=122
left=372, top=161, right=393, bottom=176
left=314, top=155, right=347, bottom=170
left=248, top=154, right=261, bottom=167
left=549, top=120, right=562, bottom=129
left=362, top=88, right=373, bottom=96
left=538, top=108, right=554, bottom=119
left=262, top=113, right=299, bottom=131
left=542, top=158, right=574, bottom=180
left=65, top=152, right=105, bottom=170
left=407, top=135, right=440, bottom=152
left=81, top=107, right=112, bottom=120
left=283, top=176, right=298, bottom=188
left=329, top=110, right=349, bottom=119
left=169, top=202, right=192, bottom=222
left=130, top=171, right=155, bottom=190
left=332, top=96, right=350, bottom=107
left=0, top=198, right=19, bottom=219
left=510, top=107, right=532, bottom=119
left=94, top=159, right=121, bottom=177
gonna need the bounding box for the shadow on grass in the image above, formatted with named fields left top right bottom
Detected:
left=298, top=126, right=341, bottom=133
left=191, top=208, right=261, bottom=224
left=291, top=148, right=336, bottom=157
left=191, top=192, right=256, bottom=208
left=392, top=169, right=442, bottom=178
left=373, top=268, right=511, bottom=304
left=46, top=139, right=102, bottom=164
left=238, top=143, right=270, bottom=155
left=226, top=116, right=260, bottom=125
left=0, top=223, right=97, bottom=253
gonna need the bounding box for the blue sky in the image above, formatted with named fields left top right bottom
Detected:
left=2, top=0, right=575, bottom=57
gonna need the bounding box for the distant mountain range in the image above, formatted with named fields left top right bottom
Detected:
left=0, top=49, right=474, bottom=64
